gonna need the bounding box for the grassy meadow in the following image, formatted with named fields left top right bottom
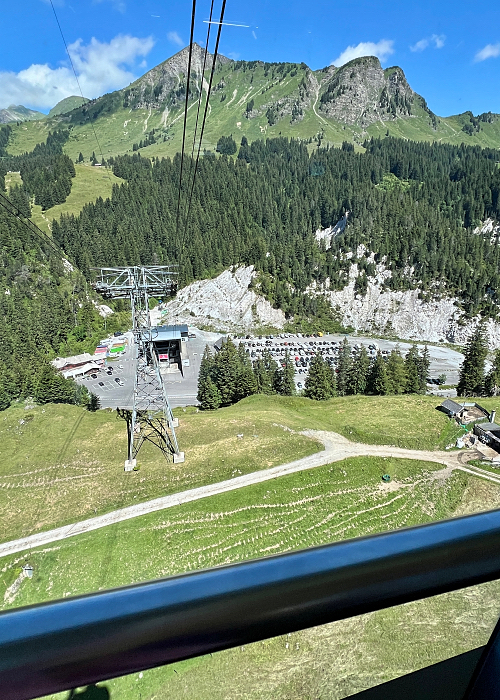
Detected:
left=2, top=451, right=500, bottom=699
left=30, top=164, right=124, bottom=234
left=2, top=393, right=500, bottom=698
left=0, top=393, right=470, bottom=542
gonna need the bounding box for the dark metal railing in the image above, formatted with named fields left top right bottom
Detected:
left=3, top=508, right=500, bottom=700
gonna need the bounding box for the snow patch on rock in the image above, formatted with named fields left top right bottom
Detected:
left=160, top=266, right=286, bottom=331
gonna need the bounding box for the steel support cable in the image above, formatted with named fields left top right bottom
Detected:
left=3, top=509, right=500, bottom=699
left=48, top=0, right=106, bottom=166
left=173, top=0, right=198, bottom=246
left=183, top=0, right=227, bottom=243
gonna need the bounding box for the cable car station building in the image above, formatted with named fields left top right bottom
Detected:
left=148, top=324, right=189, bottom=372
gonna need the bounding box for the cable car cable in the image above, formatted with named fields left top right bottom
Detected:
left=48, top=0, right=106, bottom=166
left=174, top=0, right=198, bottom=244
left=187, top=0, right=215, bottom=174
left=183, top=0, right=227, bottom=237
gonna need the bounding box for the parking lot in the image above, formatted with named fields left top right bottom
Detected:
left=76, top=328, right=463, bottom=408
left=76, top=329, right=219, bottom=409
left=235, top=332, right=464, bottom=390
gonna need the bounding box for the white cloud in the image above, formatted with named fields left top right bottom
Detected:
left=410, top=34, right=445, bottom=52
left=252, top=30, right=257, bottom=40
left=432, top=34, right=445, bottom=49
left=411, top=38, right=429, bottom=52
left=167, top=31, right=184, bottom=47
left=474, top=43, right=500, bottom=62
left=332, top=40, right=394, bottom=67
left=0, top=34, right=154, bottom=111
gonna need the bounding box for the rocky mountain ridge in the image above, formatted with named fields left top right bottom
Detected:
left=0, top=104, right=45, bottom=124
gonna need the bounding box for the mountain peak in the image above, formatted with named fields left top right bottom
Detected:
left=319, top=55, right=416, bottom=126
left=0, top=104, right=45, bottom=124
left=122, top=43, right=232, bottom=111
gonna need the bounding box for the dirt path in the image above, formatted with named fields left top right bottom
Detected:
left=1, top=431, right=499, bottom=559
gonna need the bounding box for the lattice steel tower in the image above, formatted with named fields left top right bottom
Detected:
left=94, top=266, right=184, bottom=470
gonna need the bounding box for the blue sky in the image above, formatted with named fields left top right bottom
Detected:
left=1, top=0, right=499, bottom=116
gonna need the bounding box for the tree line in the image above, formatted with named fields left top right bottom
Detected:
left=457, top=326, right=500, bottom=397
left=2, top=129, right=75, bottom=211
left=0, top=201, right=127, bottom=411
left=197, top=338, right=430, bottom=409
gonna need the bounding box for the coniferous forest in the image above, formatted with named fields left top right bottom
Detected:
left=2, top=129, right=500, bottom=409
left=52, top=136, right=500, bottom=321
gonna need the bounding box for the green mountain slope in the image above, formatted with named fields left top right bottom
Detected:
left=48, top=95, right=89, bottom=118
left=4, top=45, right=500, bottom=161
left=0, top=104, right=45, bottom=124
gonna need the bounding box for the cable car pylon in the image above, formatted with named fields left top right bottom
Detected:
left=93, top=266, right=185, bottom=470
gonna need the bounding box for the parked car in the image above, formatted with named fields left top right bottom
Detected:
left=98, top=382, right=104, bottom=387
left=91, top=374, right=97, bottom=379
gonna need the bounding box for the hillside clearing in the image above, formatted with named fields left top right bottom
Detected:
left=30, top=164, right=124, bottom=234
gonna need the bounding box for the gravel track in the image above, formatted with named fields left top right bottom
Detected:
left=1, top=431, right=498, bottom=559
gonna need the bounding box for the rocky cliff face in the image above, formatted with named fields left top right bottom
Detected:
left=160, top=266, right=286, bottom=331
left=122, top=43, right=232, bottom=111
left=318, top=57, right=418, bottom=127
left=317, top=259, right=500, bottom=349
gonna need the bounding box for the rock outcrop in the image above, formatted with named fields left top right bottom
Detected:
left=160, top=266, right=285, bottom=331
left=318, top=57, right=427, bottom=127
left=122, top=44, right=232, bottom=111
left=320, top=261, right=500, bottom=349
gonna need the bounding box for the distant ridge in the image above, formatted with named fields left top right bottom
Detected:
left=0, top=104, right=45, bottom=124
left=7, top=48, right=500, bottom=160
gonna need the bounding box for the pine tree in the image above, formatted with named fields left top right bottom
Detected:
left=87, top=392, right=100, bottom=411
left=273, top=349, right=295, bottom=395
left=336, top=338, right=351, bottom=396
left=347, top=346, right=370, bottom=395
left=367, top=351, right=389, bottom=395
left=404, top=346, right=421, bottom=394
left=34, top=364, right=56, bottom=404
left=282, top=349, right=296, bottom=396
left=253, top=349, right=277, bottom=394
left=235, top=343, right=257, bottom=400
left=386, top=346, right=407, bottom=394
left=485, top=350, right=500, bottom=396
left=197, top=375, right=221, bottom=410
left=457, top=326, right=488, bottom=397
left=418, top=345, right=430, bottom=392
left=304, top=353, right=335, bottom=400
